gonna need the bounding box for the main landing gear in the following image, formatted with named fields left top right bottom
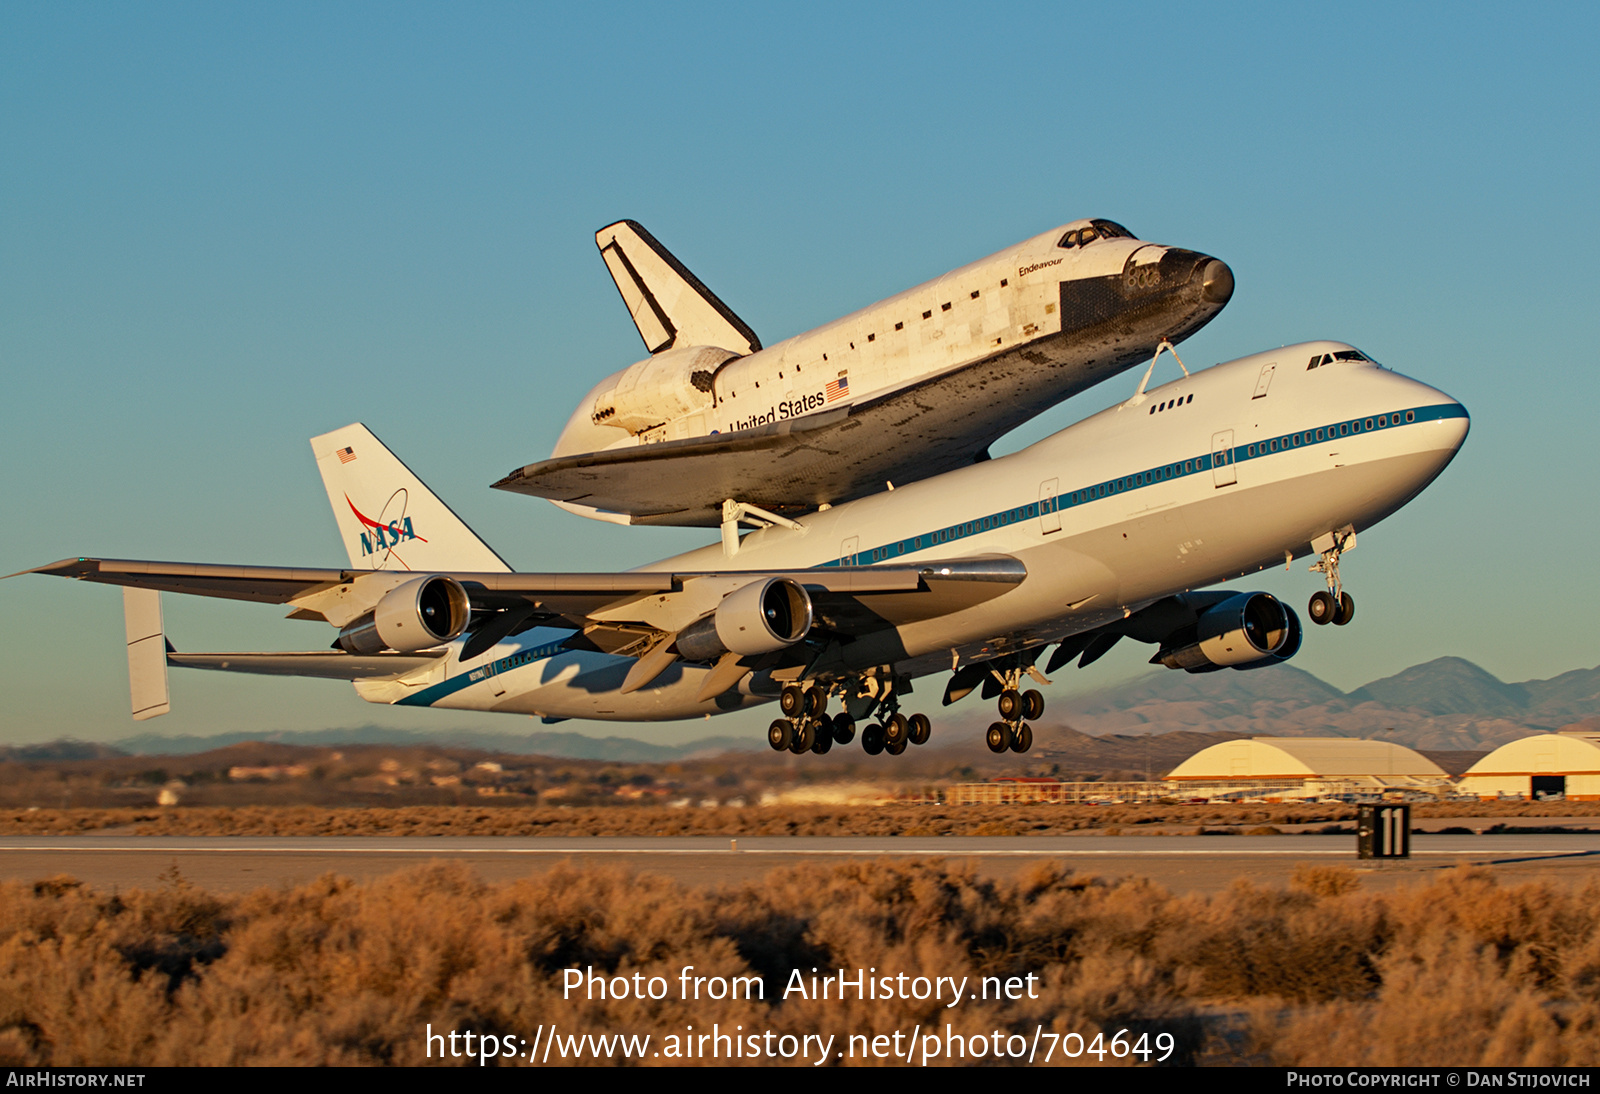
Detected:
left=859, top=694, right=932, bottom=758
left=987, top=665, right=1043, bottom=753
left=769, top=683, right=834, bottom=755
left=1307, top=529, right=1356, bottom=627
left=766, top=684, right=933, bottom=758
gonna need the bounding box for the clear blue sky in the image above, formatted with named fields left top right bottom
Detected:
left=3, top=2, right=1597, bottom=745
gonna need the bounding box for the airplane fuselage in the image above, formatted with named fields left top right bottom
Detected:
left=364, top=342, right=1468, bottom=720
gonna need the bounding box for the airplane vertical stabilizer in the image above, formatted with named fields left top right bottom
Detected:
left=595, top=220, right=761, bottom=356
left=310, top=424, right=511, bottom=573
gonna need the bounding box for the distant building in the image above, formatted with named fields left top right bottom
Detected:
left=1459, top=731, right=1600, bottom=801
left=1164, top=737, right=1451, bottom=801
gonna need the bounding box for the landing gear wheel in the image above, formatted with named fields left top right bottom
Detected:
left=811, top=726, right=833, bottom=754
left=780, top=685, right=805, bottom=718
left=831, top=715, right=856, bottom=746
left=884, top=713, right=909, bottom=749
left=804, top=688, right=827, bottom=717
left=997, top=689, right=1024, bottom=720
left=1334, top=591, right=1356, bottom=626
left=907, top=713, right=932, bottom=746
left=814, top=714, right=835, bottom=744
left=1022, top=690, right=1044, bottom=721
left=986, top=722, right=1012, bottom=754
left=861, top=722, right=886, bottom=755
left=885, top=737, right=907, bottom=756
left=790, top=720, right=815, bottom=754
left=1308, top=590, right=1336, bottom=626
left=1010, top=722, right=1034, bottom=753
left=768, top=720, right=793, bottom=752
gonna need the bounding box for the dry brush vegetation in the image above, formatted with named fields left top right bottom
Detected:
left=2, top=860, right=1599, bottom=1066
left=5, top=799, right=1598, bottom=838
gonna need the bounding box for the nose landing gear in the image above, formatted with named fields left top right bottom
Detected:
left=1308, top=528, right=1357, bottom=627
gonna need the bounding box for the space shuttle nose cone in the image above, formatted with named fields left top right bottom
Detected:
left=1201, top=259, right=1234, bottom=304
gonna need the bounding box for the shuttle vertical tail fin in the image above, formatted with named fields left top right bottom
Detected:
left=595, top=220, right=762, bottom=355
left=310, top=424, right=512, bottom=573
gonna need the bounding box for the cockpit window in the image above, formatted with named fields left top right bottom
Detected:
left=1059, top=220, right=1135, bottom=248
left=1307, top=348, right=1378, bottom=370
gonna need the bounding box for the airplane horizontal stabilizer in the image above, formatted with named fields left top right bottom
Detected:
left=167, top=650, right=442, bottom=680
left=595, top=220, right=761, bottom=356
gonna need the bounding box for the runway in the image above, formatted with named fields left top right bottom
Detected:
left=5, top=832, right=1600, bottom=894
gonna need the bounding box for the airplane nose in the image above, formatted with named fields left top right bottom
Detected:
left=1201, top=259, right=1234, bottom=304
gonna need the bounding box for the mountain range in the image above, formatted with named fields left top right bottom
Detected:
left=4, top=657, right=1594, bottom=763
left=1046, top=657, right=1600, bottom=752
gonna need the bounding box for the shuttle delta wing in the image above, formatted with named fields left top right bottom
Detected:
left=595, top=220, right=761, bottom=356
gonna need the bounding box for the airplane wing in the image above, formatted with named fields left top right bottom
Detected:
left=23, top=555, right=1027, bottom=688
left=595, top=220, right=761, bottom=356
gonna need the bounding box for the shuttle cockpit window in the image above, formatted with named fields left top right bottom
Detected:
left=1058, top=220, right=1134, bottom=249
left=1059, top=220, right=1134, bottom=248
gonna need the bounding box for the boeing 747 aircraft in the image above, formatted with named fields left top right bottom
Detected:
left=497, top=219, right=1234, bottom=527
left=21, top=342, right=1466, bottom=756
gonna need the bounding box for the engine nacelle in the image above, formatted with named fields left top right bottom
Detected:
left=1156, top=592, right=1296, bottom=673
left=337, top=575, right=472, bottom=655
left=589, top=345, right=740, bottom=435
left=675, top=577, right=813, bottom=662
left=1231, top=604, right=1302, bottom=671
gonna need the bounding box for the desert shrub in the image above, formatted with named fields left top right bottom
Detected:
left=2, top=862, right=1599, bottom=1065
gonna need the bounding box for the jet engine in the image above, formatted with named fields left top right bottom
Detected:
left=675, top=577, right=813, bottom=662
left=337, top=575, right=472, bottom=655
left=1153, top=592, right=1300, bottom=673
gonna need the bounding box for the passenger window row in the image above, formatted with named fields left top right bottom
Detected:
left=828, top=405, right=1431, bottom=570
left=1245, top=411, right=1416, bottom=458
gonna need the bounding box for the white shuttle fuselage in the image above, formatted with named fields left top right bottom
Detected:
left=497, top=219, right=1235, bottom=527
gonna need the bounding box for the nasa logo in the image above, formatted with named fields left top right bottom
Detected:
left=345, top=495, right=428, bottom=560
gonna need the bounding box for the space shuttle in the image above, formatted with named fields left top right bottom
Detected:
left=494, top=218, right=1234, bottom=528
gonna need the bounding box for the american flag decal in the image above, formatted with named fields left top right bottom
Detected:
left=825, top=373, right=849, bottom=403
left=337, top=447, right=357, bottom=464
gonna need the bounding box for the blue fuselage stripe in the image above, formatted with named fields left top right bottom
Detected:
left=399, top=401, right=1464, bottom=706
left=823, top=401, right=1464, bottom=566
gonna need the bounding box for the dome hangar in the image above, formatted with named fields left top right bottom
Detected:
left=1459, top=732, right=1600, bottom=802
left=1163, top=733, right=1600, bottom=802
left=1163, top=737, right=1452, bottom=802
